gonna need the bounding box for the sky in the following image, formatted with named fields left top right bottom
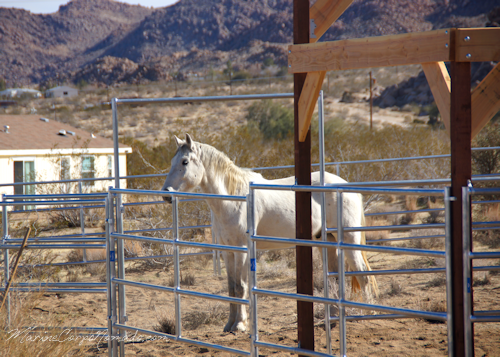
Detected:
left=0, top=0, right=178, bottom=14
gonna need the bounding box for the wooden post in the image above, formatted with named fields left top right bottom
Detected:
left=0, top=227, right=30, bottom=312
left=294, top=0, right=314, bottom=354
left=449, top=61, right=472, bottom=357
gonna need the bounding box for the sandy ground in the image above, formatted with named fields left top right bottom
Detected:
left=18, top=229, right=499, bottom=357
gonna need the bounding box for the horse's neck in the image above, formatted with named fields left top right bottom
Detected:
left=198, top=146, right=251, bottom=215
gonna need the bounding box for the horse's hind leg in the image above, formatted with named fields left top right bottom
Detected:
left=343, top=232, right=372, bottom=300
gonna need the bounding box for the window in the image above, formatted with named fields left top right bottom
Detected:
left=60, top=157, right=71, bottom=193
left=81, top=155, right=95, bottom=187
left=13, top=160, right=35, bottom=210
left=107, top=155, right=113, bottom=178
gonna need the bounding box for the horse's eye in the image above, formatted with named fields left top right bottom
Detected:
left=182, top=159, right=189, bottom=165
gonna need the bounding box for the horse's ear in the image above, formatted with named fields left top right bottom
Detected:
left=174, top=135, right=183, bottom=148
left=185, top=133, right=195, bottom=151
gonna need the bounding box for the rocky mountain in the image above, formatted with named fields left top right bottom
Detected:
left=0, top=0, right=497, bottom=86
left=0, top=0, right=153, bottom=85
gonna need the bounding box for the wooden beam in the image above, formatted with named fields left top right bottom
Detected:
left=310, top=0, right=354, bottom=43
left=298, top=71, right=326, bottom=142
left=471, top=62, right=500, bottom=138
left=455, top=28, right=500, bottom=62
left=289, top=29, right=451, bottom=73
left=421, top=62, right=451, bottom=132
left=296, top=0, right=352, bottom=141
left=449, top=61, right=472, bottom=357
left=294, top=0, right=314, bottom=354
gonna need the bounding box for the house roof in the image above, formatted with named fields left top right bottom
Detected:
left=0, top=115, right=130, bottom=152
left=46, top=86, right=78, bottom=92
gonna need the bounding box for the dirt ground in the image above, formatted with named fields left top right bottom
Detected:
left=19, top=233, right=499, bottom=357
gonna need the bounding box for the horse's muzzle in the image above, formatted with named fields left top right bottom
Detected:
left=162, top=188, right=173, bottom=203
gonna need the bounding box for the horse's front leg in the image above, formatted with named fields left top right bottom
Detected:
left=222, top=251, right=238, bottom=332
left=231, top=251, right=248, bottom=332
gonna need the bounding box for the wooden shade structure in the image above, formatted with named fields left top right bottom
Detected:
left=291, top=0, right=500, bottom=356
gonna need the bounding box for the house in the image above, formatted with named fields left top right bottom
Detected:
left=0, top=88, right=42, bottom=98
left=0, top=115, right=132, bottom=201
left=45, top=86, right=78, bottom=98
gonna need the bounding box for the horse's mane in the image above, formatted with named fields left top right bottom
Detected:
left=198, top=143, right=261, bottom=196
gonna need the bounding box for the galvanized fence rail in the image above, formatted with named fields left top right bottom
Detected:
left=462, top=186, right=500, bottom=357
left=106, top=188, right=251, bottom=357
left=247, top=183, right=453, bottom=357
left=1, top=91, right=499, bottom=356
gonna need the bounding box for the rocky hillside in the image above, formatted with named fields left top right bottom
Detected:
left=0, top=0, right=497, bottom=86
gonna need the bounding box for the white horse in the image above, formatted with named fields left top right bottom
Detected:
left=161, top=134, right=378, bottom=332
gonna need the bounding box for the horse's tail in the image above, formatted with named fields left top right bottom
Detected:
left=352, top=213, right=379, bottom=298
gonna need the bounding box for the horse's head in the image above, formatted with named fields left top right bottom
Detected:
left=161, top=133, right=205, bottom=203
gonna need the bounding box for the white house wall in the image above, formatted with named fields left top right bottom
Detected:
left=0, top=150, right=129, bottom=197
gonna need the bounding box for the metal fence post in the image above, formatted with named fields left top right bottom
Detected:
left=337, top=190, right=346, bottom=356
left=2, top=196, right=11, bottom=326
left=79, top=181, right=87, bottom=262
left=172, top=196, right=182, bottom=338
left=105, top=193, right=113, bottom=357
left=444, top=187, right=454, bottom=357
left=318, top=91, right=332, bottom=354
left=247, top=187, right=258, bottom=357
left=107, top=191, right=119, bottom=357
left=116, top=193, right=126, bottom=357
left=462, top=186, right=473, bottom=357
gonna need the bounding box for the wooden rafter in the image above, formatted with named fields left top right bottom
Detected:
left=298, top=71, right=326, bottom=141
left=471, top=61, right=500, bottom=138
left=455, top=28, right=500, bottom=62
left=422, top=62, right=451, bottom=132
left=298, top=0, right=354, bottom=142
left=310, top=0, right=354, bottom=43
left=289, top=28, right=500, bottom=73
left=289, top=29, right=451, bottom=73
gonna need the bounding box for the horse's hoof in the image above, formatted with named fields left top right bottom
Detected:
left=234, top=321, right=247, bottom=332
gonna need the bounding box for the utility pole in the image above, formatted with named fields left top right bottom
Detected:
left=369, top=71, right=373, bottom=130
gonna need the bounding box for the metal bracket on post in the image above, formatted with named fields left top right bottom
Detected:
left=310, top=19, right=317, bottom=39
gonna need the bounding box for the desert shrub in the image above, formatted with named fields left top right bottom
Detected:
left=405, top=229, right=445, bottom=250
left=425, top=276, right=447, bottom=289
left=385, top=279, right=404, bottom=297
left=246, top=100, right=293, bottom=140
left=472, top=121, right=500, bottom=178
left=154, top=311, right=176, bottom=334
left=183, top=301, right=226, bottom=330
left=421, top=298, right=447, bottom=324
left=472, top=203, right=500, bottom=248
left=473, top=273, right=491, bottom=287
left=232, top=70, right=252, bottom=81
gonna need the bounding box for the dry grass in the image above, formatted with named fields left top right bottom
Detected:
left=0, top=292, right=85, bottom=356
left=419, top=297, right=447, bottom=324
left=401, top=196, right=418, bottom=225
left=364, top=216, right=391, bottom=242
left=385, top=279, right=404, bottom=297
left=183, top=301, right=227, bottom=330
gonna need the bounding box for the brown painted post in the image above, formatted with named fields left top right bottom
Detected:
left=293, top=0, right=314, bottom=354
left=449, top=60, right=472, bottom=357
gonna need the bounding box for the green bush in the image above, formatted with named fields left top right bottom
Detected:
left=246, top=100, right=294, bottom=140
left=232, top=70, right=252, bottom=81
left=472, top=121, right=500, bottom=176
